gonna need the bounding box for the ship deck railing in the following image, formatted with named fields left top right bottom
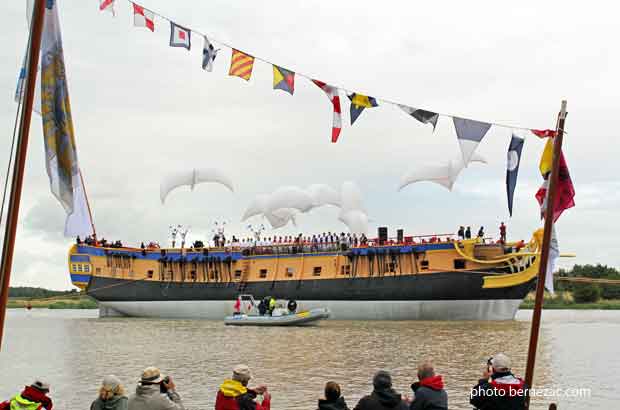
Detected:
left=76, top=234, right=506, bottom=257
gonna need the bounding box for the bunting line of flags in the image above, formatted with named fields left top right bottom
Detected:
left=96, top=1, right=553, bottom=150
left=92, top=1, right=575, bottom=220
left=14, top=0, right=576, bottom=243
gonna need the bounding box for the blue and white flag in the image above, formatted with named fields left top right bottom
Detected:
left=453, top=117, right=492, bottom=165
left=169, top=21, right=191, bottom=50
left=202, top=35, right=218, bottom=71
left=506, top=134, right=524, bottom=216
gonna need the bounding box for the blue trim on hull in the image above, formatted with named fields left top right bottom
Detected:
left=71, top=273, right=91, bottom=283
left=76, top=242, right=454, bottom=263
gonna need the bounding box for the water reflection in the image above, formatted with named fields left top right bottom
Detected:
left=2, top=310, right=617, bottom=409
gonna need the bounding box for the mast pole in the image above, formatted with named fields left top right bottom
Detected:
left=0, top=0, right=47, bottom=350
left=79, top=169, right=97, bottom=239
left=524, top=100, right=568, bottom=406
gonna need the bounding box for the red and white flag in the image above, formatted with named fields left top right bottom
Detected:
left=133, top=3, right=155, bottom=32
left=99, top=0, right=115, bottom=16
left=312, top=80, right=342, bottom=143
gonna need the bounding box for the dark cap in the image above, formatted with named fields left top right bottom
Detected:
left=30, top=380, right=50, bottom=393
left=373, top=371, right=392, bottom=389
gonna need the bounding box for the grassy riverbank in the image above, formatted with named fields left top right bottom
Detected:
left=519, top=291, right=620, bottom=310
left=8, top=296, right=98, bottom=309
left=7, top=286, right=98, bottom=309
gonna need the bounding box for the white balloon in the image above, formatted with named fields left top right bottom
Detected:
left=306, top=184, right=341, bottom=208
left=160, top=168, right=234, bottom=204
left=264, top=186, right=314, bottom=213
left=338, top=209, right=369, bottom=235
left=398, top=154, right=487, bottom=192
left=340, top=181, right=365, bottom=212
left=241, top=194, right=269, bottom=221
left=265, top=208, right=298, bottom=229
left=243, top=182, right=369, bottom=232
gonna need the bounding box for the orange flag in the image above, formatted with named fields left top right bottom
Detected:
left=229, top=49, right=254, bottom=81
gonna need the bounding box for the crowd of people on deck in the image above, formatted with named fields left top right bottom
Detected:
left=457, top=223, right=509, bottom=244
left=1, top=353, right=529, bottom=410
left=75, top=223, right=510, bottom=254
left=76, top=235, right=126, bottom=248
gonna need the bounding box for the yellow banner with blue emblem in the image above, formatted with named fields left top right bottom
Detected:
left=40, top=0, right=79, bottom=214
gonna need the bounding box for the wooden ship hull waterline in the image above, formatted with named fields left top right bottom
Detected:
left=68, top=228, right=545, bottom=320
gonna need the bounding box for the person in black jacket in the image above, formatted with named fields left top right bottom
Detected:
left=465, top=227, right=472, bottom=239
left=353, top=371, right=408, bottom=410
left=470, top=353, right=527, bottom=410
left=318, top=381, right=349, bottom=410
left=409, top=360, right=447, bottom=410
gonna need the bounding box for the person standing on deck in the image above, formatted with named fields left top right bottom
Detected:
left=499, top=222, right=507, bottom=243
left=465, top=227, right=472, bottom=239
left=457, top=226, right=465, bottom=240
left=477, top=226, right=485, bottom=239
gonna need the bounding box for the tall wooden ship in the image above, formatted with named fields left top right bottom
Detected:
left=68, top=228, right=545, bottom=320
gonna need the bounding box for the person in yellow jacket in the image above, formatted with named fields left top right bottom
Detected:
left=0, top=380, right=53, bottom=410
left=268, top=297, right=276, bottom=316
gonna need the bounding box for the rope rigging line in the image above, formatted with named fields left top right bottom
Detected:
left=0, top=27, right=30, bottom=231
left=115, top=0, right=545, bottom=133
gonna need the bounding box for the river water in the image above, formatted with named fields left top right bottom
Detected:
left=0, top=309, right=617, bottom=409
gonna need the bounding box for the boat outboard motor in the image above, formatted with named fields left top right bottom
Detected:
left=287, top=299, right=298, bottom=313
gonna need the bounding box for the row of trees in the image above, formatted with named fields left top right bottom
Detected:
left=8, top=287, right=79, bottom=299
left=556, top=264, right=620, bottom=303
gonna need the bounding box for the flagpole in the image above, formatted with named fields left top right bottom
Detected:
left=0, top=0, right=47, bottom=350
left=524, top=100, right=568, bottom=406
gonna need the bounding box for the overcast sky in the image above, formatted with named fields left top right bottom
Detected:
left=0, top=0, right=618, bottom=289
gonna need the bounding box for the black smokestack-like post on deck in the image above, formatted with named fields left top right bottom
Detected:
left=524, top=100, right=568, bottom=407
left=0, top=0, right=47, bottom=350
left=378, top=227, right=388, bottom=245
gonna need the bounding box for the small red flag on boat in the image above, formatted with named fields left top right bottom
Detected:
left=531, top=129, right=557, bottom=138
left=535, top=149, right=575, bottom=222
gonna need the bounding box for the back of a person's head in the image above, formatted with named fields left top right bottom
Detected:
left=417, top=360, right=436, bottom=380
left=373, top=371, right=392, bottom=390
left=232, top=364, right=252, bottom=386
left=99, top=375, right=124, bottom=400
left=324, top=381, right=341, bottom=402
left=491, top=353, right=511, bottom=373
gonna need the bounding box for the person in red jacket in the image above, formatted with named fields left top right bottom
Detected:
left=409, top=361, right=447, bottom=410
left=0, top=380, right=53, bottom=410
left=215, top=364, right=271, bottom=410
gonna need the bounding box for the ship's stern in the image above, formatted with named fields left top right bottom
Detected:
left=68, top=244, right=93, bottom=289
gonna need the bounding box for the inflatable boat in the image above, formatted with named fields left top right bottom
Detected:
left=224, top=307, right=330, bottom=326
